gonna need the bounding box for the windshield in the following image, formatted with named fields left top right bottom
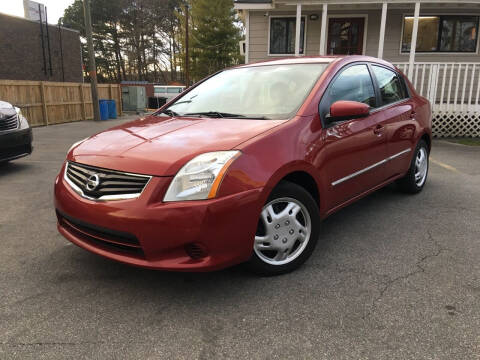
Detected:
left=164, top=64, right=328, bottom=119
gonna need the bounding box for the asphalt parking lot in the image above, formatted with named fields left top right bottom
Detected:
left=1, top=117, right=479, bottom=359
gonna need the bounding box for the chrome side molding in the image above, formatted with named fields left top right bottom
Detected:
left=332, top=148, right=411, bottom=186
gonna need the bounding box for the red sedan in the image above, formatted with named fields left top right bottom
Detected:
left=54, top=56, right=431, bottom=275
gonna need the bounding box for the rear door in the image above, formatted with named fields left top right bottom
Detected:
left=318, top=63, right=389, bottom=209
left=370, top=65, right=416, bottom=178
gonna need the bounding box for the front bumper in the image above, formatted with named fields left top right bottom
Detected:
left=0, top=127, right=33, bottom=162
left=54, top=163, right=263, bottom=271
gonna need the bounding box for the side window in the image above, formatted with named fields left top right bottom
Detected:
left=320, top=64, right=376, bottom=121
left=371, top=65, right=407, bottom=105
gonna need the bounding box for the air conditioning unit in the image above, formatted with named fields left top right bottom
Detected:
left=121, top=86, right=146, bottom=112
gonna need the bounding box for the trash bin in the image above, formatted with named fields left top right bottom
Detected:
left=108, top=100, right=117, bottom=119
left=99, top=100, right=109, bottom=120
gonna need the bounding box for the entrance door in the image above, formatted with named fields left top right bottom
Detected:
left=327, top=17, right=365, bottom=55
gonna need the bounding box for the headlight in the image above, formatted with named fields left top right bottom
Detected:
left=67, top=137, right=87, bottom=154
left=164, top=151, right=241, bottom=202
left=15, top=106, right=30, bottom=129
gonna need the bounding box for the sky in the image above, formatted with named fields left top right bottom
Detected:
left=0, top=0, right=75, bottom=24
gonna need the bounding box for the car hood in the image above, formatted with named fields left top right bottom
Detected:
left=70, top=115, right=285, bottom=176
left=0, top=101, right=14, bottom=111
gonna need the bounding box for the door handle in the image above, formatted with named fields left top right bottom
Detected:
left=373, top=124, right=384, bottom=136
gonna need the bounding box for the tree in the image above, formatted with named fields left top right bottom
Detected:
left=180, top=0, right=243, bottom=83
left=62, top=0, right=127, bottom=82
left=61, top=0, right=242, bottom=84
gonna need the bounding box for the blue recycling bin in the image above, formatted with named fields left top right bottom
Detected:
left=99, top=100, right=109, bottom=120
left=108, top=100, right=117, bottom=119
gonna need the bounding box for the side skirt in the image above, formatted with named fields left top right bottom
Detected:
left=322, top=172, right=406, bottom=219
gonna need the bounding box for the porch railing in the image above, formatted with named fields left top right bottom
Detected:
left=393, top=62, right=480, bottom=138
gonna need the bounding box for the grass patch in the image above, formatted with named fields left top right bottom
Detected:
left=445, top=138, right=480, bottom=146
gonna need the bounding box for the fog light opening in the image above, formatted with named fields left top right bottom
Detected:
left=185, top=243, right=208, bottom=260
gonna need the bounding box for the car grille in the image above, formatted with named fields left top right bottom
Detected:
left=0, top=114, right=18, bottom=131
left=65, top=161, right=151, bottom=201
left=57, top=211, right=144, bottom=257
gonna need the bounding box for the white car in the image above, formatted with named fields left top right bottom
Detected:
left=153, top=86, right=185, bottom=102
left=0, top=100, right=32, bottom=163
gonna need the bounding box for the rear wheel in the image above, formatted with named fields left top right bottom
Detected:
left=247, top=181, right=320, bottom=275
left=396, top=139, right=429, bottom=194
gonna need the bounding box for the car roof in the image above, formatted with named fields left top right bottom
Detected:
left=237, top=56, right=341, bottom=68
left=236, top=55, right=396, bottom=70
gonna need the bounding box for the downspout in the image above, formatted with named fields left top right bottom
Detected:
left=245, top=10, right=249, bottom=64
left=45, top=7, right=53, bottom=76
left=38, top=4, right=47, bottom=76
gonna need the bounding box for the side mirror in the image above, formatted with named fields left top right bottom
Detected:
left=328, top=100, right=370, bottom=122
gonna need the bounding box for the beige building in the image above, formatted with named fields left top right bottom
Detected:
left=235, top=0, right=480, bottom=137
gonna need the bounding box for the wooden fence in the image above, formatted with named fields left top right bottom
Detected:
left=0, top=80, right=122, bottom=127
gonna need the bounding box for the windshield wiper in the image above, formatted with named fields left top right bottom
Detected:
left=183, top=111, right=226, bottom=118
left=156, top=109, right=179, bottom=117
left=170, top=95, right=197, bottom=106
left=183, top=111, right=269, bottom=120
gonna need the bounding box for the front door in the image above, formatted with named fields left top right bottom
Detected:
left=327, top=17, right=365, bottom=55
left=317, top=64, right=389, bottom=210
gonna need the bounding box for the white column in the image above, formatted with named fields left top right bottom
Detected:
left=408, top=2, right=420, bottom=79
left=319, top=3, right=328, bottom=55
left=295, top=4, right=302, bottom=56
left=245, top=10, right=249, bottom=64
left=377, top=2, right=388, bottom=59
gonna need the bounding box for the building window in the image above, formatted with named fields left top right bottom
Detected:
left=270, top=17, right=305, bottom=55
left=402, top=15, right=479, bottom=53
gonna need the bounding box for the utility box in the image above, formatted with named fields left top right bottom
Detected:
left=122, top=86, right=146, bottom=111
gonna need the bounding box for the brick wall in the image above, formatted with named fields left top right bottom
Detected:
left=0, top=13, right=83, bottom=82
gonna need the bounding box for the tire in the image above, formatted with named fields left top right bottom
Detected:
left=396, top=139, right=429, bottom=194
left=246, top=181, right=320, bottom=276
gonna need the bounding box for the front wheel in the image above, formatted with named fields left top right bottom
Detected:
left=396, top=139, right=429, bottom=194
left=246, top=181, right=320, bottom=275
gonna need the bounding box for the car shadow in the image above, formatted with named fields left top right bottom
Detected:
left=50, top=183, right=407, bottom=289
left=0, top=161, right=34, bottom=177
left=320, top=183, right=402, bottom=232
left=47, top=243, right=260, bottom=308
left=44, top=179, right=436, bottom=313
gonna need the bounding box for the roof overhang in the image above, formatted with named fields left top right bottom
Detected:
left=235, top=0, right=480, bottom=10
left=277, top=0, right=480, bottom=3
left=234, top=1, right=275, bottom=10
